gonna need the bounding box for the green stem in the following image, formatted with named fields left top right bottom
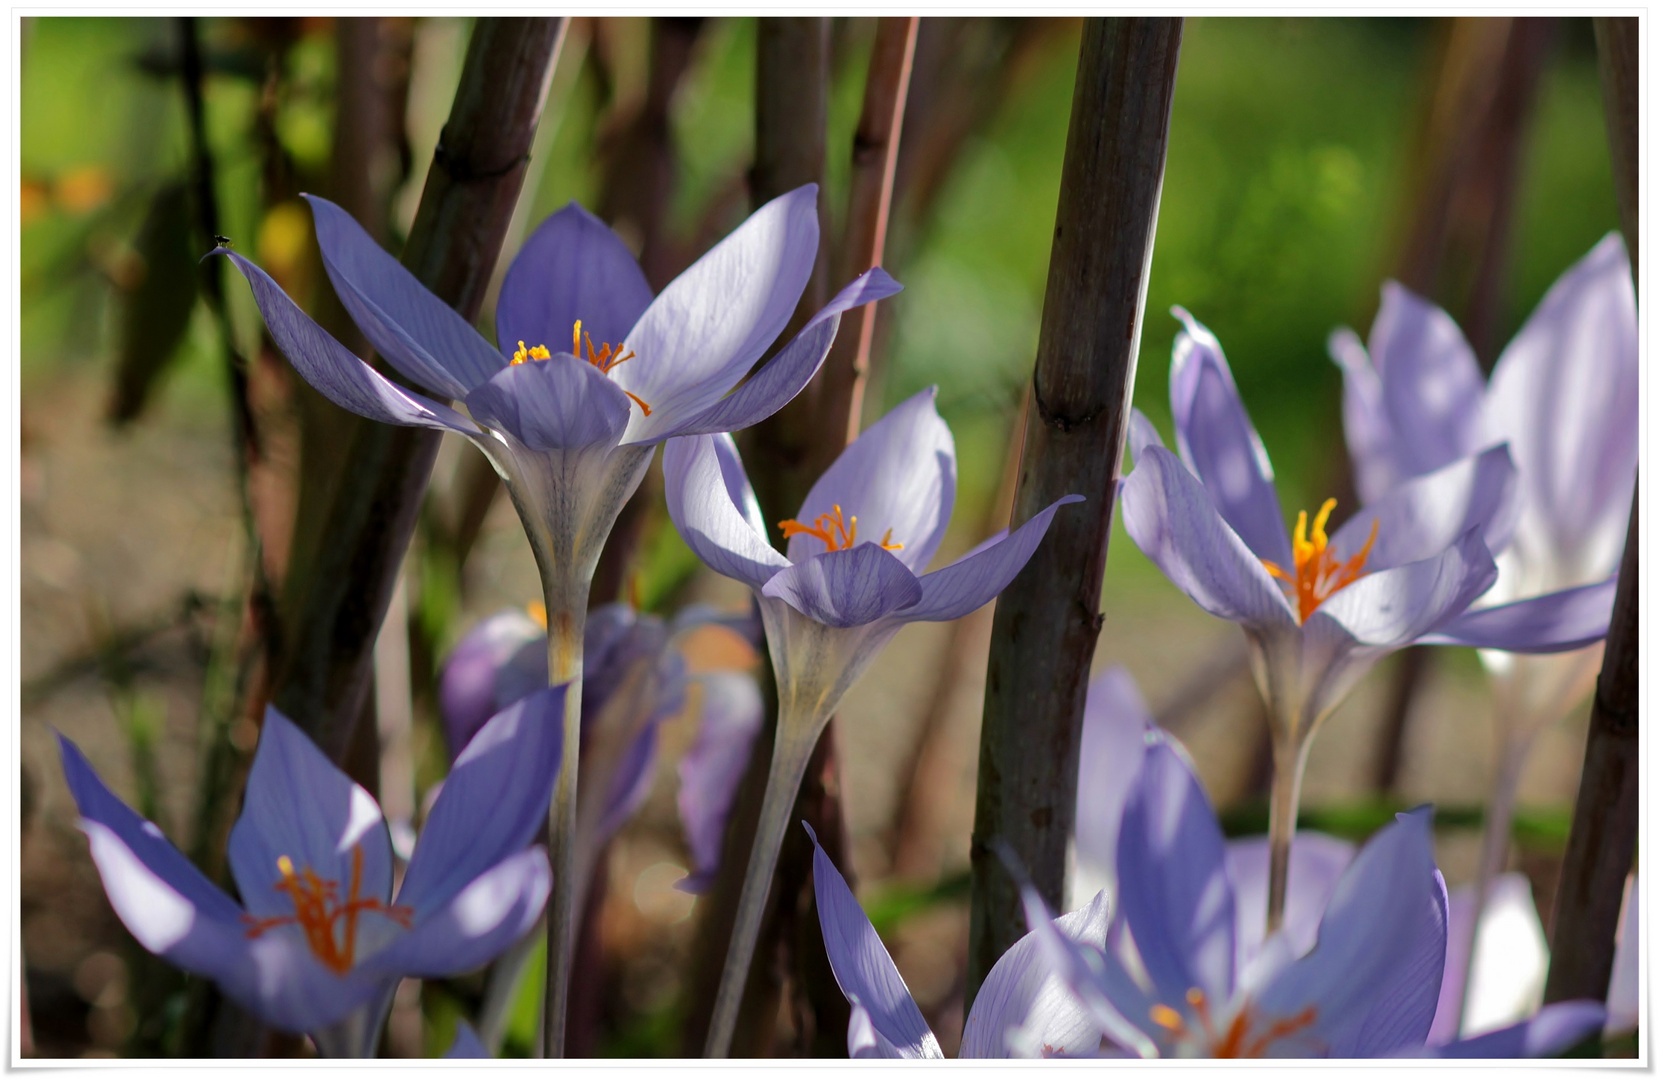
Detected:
left=1453, top=728, right=1531, bottom=1035
left=1265, top=734, right=1312, bottom=935
left=541, top=579, right=589, bottom=1059
left=703, top=717, right=823, bottom=1058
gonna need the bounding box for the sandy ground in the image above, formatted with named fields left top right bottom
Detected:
left=19, top=365, right=1594, bottom=1056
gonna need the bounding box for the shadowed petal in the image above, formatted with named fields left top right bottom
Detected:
left=1126, top=409, right=1166, bottom=460
left=761, top=544, right=923, bottom=628
left=397, top=687, right=565, bottom=916
left=1429, top=873, right=1548, bottom=1044
left=677, top=672, right=765, bottom=894
left=613, top=185, right=819, bottom=432
left=463, top=353, right=632, bottom=452
left=359, top=848, right=551, bottom=978
left=1365, top=282, right=1485, bottom=481
left=663, top=433, right=790, bottom=589
left=847, top=1001, right=906, bottom=1058
left=1117, top=734, right=1236, bottom=1005
left=961, top=890, right=1111, bottom=1058
left=1429, top=1001, right=1606, bottom=1058
left=228, top=708, right=393, bottom=920
left=59, top=735, right=379, bottom=1034
left=445, top=1021, right=490, bottom=1058
left=808, top=822, right=944, bottom=1059
left=1073, top=667, right=1153, bottom=894
left=1255, top=808, right=1447, bottom=1053
left=787, top=386, right=954, bottom=574
left=1226, top=832, right=1355, bottom=968
left=1170, top=308, right=1293, bottom=568
left=1420, top=576, right=1615, bottom=653
left=1606, top=874, right=1638, bottom=1035
left=1017, top=882, right=1160, bottom=1058
left=640, top=267, right=903, bottom=443
left=497, top=202, right=654, bottom=359
left=437, top=608, right=546, bottom=761
left=901, top=495, right=1084, bottom=622
left=1310, top=527, right=1497, bottom=649
left=1329, top=445, right=1517, bottom=572
left=1329, top=326, right=1402, bottom=505
left=217, top=250, right=479, bottom=435
left=1122, top=445, right=1297, bottom=631
left=1486, top=232, right=1637, bottom=579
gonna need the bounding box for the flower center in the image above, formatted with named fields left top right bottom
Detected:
left=507, top=320, right=653, bottom=416
left=1259, top=497, right=1379, bottom=622
left=778, top=504, right=904, bottom=554
left=1149, top=988, right=1319, bottom=1058
left=241, top=847, right=413, bottom=975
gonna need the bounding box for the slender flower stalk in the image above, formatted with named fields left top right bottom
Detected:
left=1121, top=308, right=1616, bottom=934
left=1328, top=234, right=1636, bottom=1023
left=662, top=389, right=1080, bottom=1055
left=219, top=182, right=898, bottom=1054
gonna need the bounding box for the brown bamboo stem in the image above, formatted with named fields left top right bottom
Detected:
left=1594, top=17, right=1638, bottom=282
left=965, top=17, right=1181, bottom=1009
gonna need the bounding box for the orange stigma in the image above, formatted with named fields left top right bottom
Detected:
left=778, top=504, right=904, bottom=554
left=572, top=319, right=652, bottom=416
left=1149, top=988, right=1320, bottom=1058
left=241, top=847, right=413, bottom=975
left=1260, top=498, right=1378, bottom=622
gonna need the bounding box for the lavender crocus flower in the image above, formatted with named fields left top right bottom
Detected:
left=217, top=185, right=898, bottom=1049
left=662, top=386, right=1081, bottom=1054
left=57, top=691, right=564, bottom=1057
left=1330, top=236, right=1635, bottom=1022
left=1026, top=725, right=1605, bottom=1058
left=1119, top=307, right=1611, bottom=931
left=808, top=823, right=1111, bottom=1058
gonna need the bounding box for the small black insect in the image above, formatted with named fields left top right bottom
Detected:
left=213, top=234, right=233, bottom=248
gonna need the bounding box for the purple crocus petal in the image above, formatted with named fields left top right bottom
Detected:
left=677, top=671, right=765, bottom=894
left=1116, top=733, right=1236, bottom=1006
left=1226, top=832, right=1355, bottom=967
left=59, top=735, right=380, bottom=1034
left=650, top=267, right=904, bottom=443
left=496, top=202, right=654, bottom=361
left=304, top=194, right=506, bottom=398
left=1324, top=867, right=1449, bottom=1057
left=1328, top=445, right=1517, bottom=573
left=216, top=251, right=479, bottom=435
left=1310, top=527, right=1497, bottom=650
left=1420, top=576, right=1616, bottom=653
left=595, top=718, right=660, bottom=845
left=761, top=545, right=924, bottom=628
left=1605, top=873, right=1638, bottom=1035
left=1121, top=444, right=1298, bottom=630
left=901, top=494, right=1085, bottom=622
left=1365, top=282, right=1486, bottom=482
left=786, top=386, right=955, bottom=574
left=663, top=433, right=790, bottom=589
left=444, top=1021, right=490, bottom=1059
left=807, top=821, right=944, bottom=1059
left=1169, top=308, right=1293, bottom=569
left=396, top=687, right=564, bottom=916
left=1429, top=873, right=1548, bottom=1044
left=1486, top=232, right=1637, bottom=578
left=1254, top=808, right=1447, bottom=1055
left=437, top=608, right=546, bottom=762
left=1429, top=1001, right=1607, bottom=1058
left=358, top=847, right=551, bottom=979
left=1328, top=326, right=1402, bottom=506
left=228, top=708, right=394, bottom=920
left=1017, top=882, right=1160, bottom=1058
left=612, top=185, right=819, bottom=436
left=847, top=1001, right=906, bottom=1058
left=960, top=890, right=1111, bottom=1058
left=1073, top=667, right=1153, bottom=889
left=582, top=606, right=666, bottom=726
left=1126, top=408, right=1166, bottom=460
left=463, top=353, right=632, bottom=452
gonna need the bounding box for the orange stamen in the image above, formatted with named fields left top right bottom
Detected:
left=778, top=505, right=905, bottom=554
left=1261, top=498, right=1379, bottom=622
left=1156, top=987, right=1322, bottom=1058
left=241, top=848, right=413, bottom=974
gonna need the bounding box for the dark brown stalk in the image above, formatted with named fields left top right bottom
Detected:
left=268, top=18, right=567, bottom=763
left=1543, top=20, right=1638, bottom=1003
left=965, top=17, right=1181, bottom=1008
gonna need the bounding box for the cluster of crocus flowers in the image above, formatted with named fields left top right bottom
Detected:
left=56, top=690, right=566, bottom=1056
left=1118, top=306, right=1613, bottom=931
left=218, top=183, right=900, bottom=1053
left=662, top=387, right=1082, bottom=1054
left=1329, top=234, right=1636, bottom=1024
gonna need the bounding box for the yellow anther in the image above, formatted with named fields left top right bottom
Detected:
left=1150, top=1004, right=1186, bottom=1033
left=526, top=601, right=548, bottom=629
left=277, top=855, right=295, bottom=877
left=511, top=340, right=552, bottom=366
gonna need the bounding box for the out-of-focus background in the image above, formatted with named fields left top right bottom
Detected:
left=19, top=16, right=1619, bottom=1057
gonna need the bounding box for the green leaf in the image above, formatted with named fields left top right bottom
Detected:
left=108, top=180, right=200, bottom=425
